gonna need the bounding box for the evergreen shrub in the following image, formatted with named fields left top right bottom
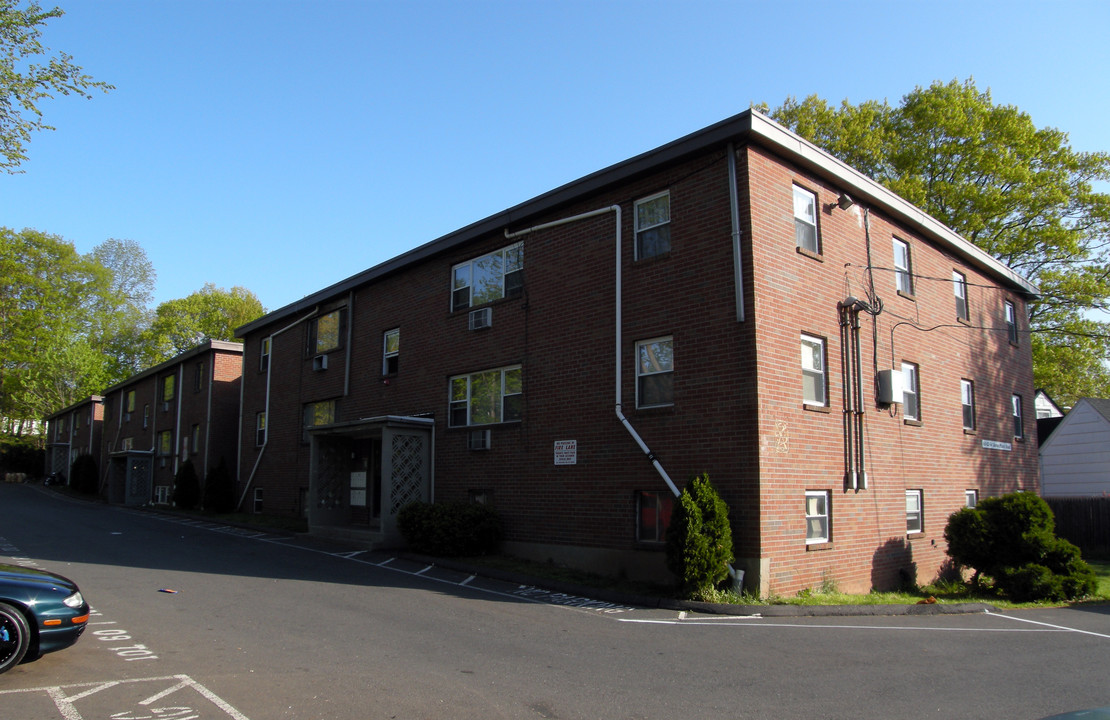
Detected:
left=397, top=501, right=503, bottom=556
left=173, top=459, right=201, bottom=510
left=665, top=473, right=733, bottom=600
left=70, top=453, right=99, bottom=495
left=944, top=491, right=1097, bottom=602
left=203, top=457, right=236, bottom=513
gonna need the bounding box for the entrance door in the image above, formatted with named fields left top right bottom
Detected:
left=349, top=438, right=382, bottom=526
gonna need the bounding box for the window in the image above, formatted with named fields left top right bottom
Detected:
left=1005, top=301, right=1018, bottom=344
left=449, top=366, right=522, bottom=427
left=635, top=191, right=671, bottom=260
left=801, top=334, right=827, bottom=406
left=260, top=337, right=271, bottom=372
left=194, top=362, right=205, bottom=392
left=253, top=487, right=263, bottom=514
left=142, top=404, right=150, bottom=429
left=309, top=309, right=345, bottom=354
left=383, top=328, right=399, bottom=375
left=126, top=390, right=136, bottom=413
left=893, top=238, right=914, bottom=295
left=902, top=362, right=920, bottom=421
left=303, top=400, right=336, bottom=441
left=965, top=489, right=979, bottom=508
left=155, top=486, right=170, bottom=504
left=961, top=379, right=976, bottom=431
left=121, top=437, right=134, bottom=451
left=1012, top=394, right=1024, bottom=439
left=451, top=242, right=524, bottom=311
left=906, top=490, right=923, bottom=534
left=162, top=375, right=175, bottom=403
left=255, top=411, right=267, bottom=446
left=637, top=490, right=674, bottom=543
left=793, top=185, right=819, bottom=254
left=636, top=337, right=673, bottom=408
left=953, top=271, right=969, bottom=322
left=805, top=490, right=830, bottom=544
left=190, top=424, right=200, bottom=454
left=158, top=430, right=172, bottom=457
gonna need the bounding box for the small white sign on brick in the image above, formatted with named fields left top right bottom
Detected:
left=554, top=440, right=577, bottom=465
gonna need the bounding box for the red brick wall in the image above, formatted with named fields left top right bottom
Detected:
left=745, top=144, right=1037, bottom=595
left=239, top=140, right=1036, bottom=595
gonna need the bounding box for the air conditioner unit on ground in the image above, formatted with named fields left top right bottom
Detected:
left=313, top=354, right=328, bottom=371
left=468, top=307, right=492, bottom=331
left=468, top=428, right=491, bottom=451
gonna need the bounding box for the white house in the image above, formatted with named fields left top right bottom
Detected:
left=1039, top=398, right=1110, bottom=497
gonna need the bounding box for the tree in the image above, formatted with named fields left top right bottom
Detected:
left=0, top=1, right=113, bottom=172
left=141, top=284, right=265, bottom=363
left=665, top=473, right=733, bottom=600
left=89, top=238, right=156, bottom=379
left=764, top=79, right=1110, bottom=406
left=0, top=228, right=113, bottom=425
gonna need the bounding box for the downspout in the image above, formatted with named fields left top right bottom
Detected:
left=173, top=363, right=184, bottom=477
left=504, top=206, right=679, bottom=498
left=727, top=143, right=746, bottom=323
left=236, top=309, right=317, bottom=511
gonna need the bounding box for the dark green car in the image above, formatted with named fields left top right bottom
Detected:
left=0, top=563, right=90, bottom=673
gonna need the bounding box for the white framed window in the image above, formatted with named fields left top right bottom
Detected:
left=965, top=489, right=979, bottom=508
left=162, top=375, right=175, bottom=403
left=893, top=238, right=914, bottom=295
left=906, top=490, right=923, bottom=534
left=953, top=271, right=969, bottom=321
left=126, top=390, right=136, bottom=413
left=801, top=334, right=827, bottom=406
left=902, top=362, right=919, bottom=421
left=1005, top=301, right=1018, bottom=344
left=634, top=191, right=671, bottom=260
left=961, top=379, right=976, bottom=431
left=793, top=185, right=819, bottom=254
left=449, top=366, right=522, bottom=427
left=636, top=337, right=673, bottom=408
left=190, top=424, right=200, bottom=454
left=451, top=242, right=523, bottom=311
left=193, top=361, right=205, bottom=392
left=1012, top=394, right=1024, bottom=439
left=260, top=337, right=271, bottom=372
left=255, top=411, right=267, bottom=446
left=383, top=328, right=399, bottom=375
left=158, top=430, right=172, bottom=457
left=252, top=487, right=264, bottom=514
left=143, top=404, right=150, bottom=429
left=805, top=490, right=830, bottom=544
left=637, top=490, right=674, bottom=543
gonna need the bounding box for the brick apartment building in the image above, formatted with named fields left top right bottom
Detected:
left=235, top=109, right=1038, bottom=597
left=44, top=396, right=104, bottom=480
left=99, top=340, right=242, bottom=505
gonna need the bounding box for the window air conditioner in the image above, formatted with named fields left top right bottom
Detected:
left=468, top=428, right=491, bottom=451
left=468, top=307, right=492, bottom=331
left=876, top=369, right=903, bottom=405
left=313, top=354, right=329, bottom=371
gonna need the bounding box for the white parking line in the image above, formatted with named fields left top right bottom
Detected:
left=985, top=610, right=1110, bottom=639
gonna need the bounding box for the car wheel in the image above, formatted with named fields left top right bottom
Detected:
left=0, top=602, right=31, bottom=674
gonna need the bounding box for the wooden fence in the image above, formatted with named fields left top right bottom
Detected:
left=1047, top=497, right=1110, bottom=557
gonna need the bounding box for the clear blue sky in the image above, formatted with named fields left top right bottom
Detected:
left=5, top=0, right=1108, bottom=314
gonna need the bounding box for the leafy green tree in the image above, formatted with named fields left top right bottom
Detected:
left=203, top=457, right=236, bottom=513
left=0, top=1, right=113, bottom=172
left=0, top=228, right=113, bottom=425
left=89, top=238, right=156, bottom=379
left=141, top=284, right=265, bottom=363
left=764, top=79, right=1110, bottom=405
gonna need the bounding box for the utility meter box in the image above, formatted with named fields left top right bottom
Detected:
left=876, top=369, right=903, bottom=405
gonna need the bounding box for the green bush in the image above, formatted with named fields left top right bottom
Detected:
left=1, top=435, right=44, bottom=477
left=397, top=501, right=503, bottom=557
left=944, top=492, right=1097, bottom=602
left=173, top=459, right=201, bottom=510
left=665, top=473, right=734, bottom=600
left=203, top=457, right=236, bottom=513
left=70, top=453, right=99, bottom=495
